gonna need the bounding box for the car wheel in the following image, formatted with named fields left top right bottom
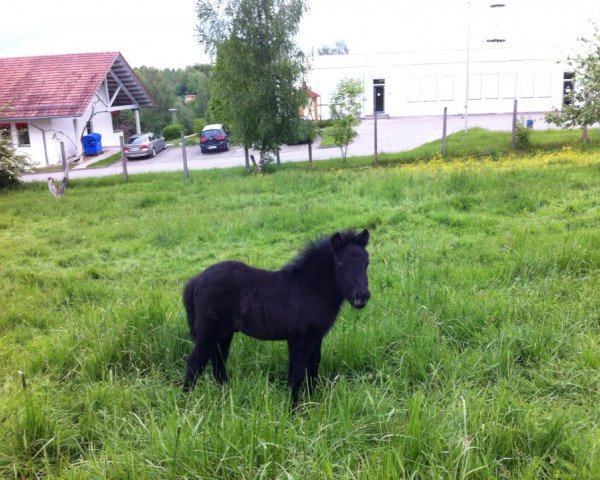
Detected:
left=224, top=141, right=230, bottom=152
left=151, top=147, right=156, bottom=158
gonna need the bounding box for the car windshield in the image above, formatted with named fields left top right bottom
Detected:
left=127, top=136, right=148, bottom=145
left=202, top=130, right=222, bottom=137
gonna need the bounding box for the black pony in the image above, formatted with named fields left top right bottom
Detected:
left=183, top=229, right=371, bottom=404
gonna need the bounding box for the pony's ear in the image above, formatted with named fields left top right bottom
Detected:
left=356, top=229, right=370, bottom=247
left=331, top=232, right=345, bottom=251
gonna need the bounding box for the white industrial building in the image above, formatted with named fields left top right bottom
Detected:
left=307, top=44, right=575, bottom=119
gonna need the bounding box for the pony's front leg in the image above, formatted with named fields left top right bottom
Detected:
left=287, top=338, right=317, bottom=405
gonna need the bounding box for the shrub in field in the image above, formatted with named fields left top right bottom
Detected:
left=0, top=135, right=32, bottom=188
left=162, top=123, right=186, bottom=141
left=330, top=78, right=363, bottom=161
left=515, top=118, right=532, bottom=150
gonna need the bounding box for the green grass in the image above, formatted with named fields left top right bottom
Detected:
left=387, top=127, right=600, bottom=162
left=319, top=126, right=336, bottom=148
left=168, top=134, right=200, bottom=147
left=320, top=124, right=599, bottom=157
left=86, top=152, right=122, bottom=169
left=1, top=143, right=600, bottom=478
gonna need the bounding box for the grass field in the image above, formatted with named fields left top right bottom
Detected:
left=1, top=139, right=600, bottom=478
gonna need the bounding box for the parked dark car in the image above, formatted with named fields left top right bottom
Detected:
left=200, top=124, right=230, bottom=153
left=124, top=133, right=166, bottom=159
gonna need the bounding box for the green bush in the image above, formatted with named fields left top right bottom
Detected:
left=193, top=119, right=205, bottom=134
left=162, top=124, right=186, bottom=141
left=317, top=118, right=334, bottom=128
left=285, top=118, right=317, bottom=145
left=0, top=136, right=32, bottom=188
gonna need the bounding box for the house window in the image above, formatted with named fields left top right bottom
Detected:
left=0, top=123, right=10, bottom=141
left=111, top=111, right=121, bottom=132
left=16, top=123, right=30, bottom=146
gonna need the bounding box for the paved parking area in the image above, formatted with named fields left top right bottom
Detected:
left=23, top=112, right=554, bottom=182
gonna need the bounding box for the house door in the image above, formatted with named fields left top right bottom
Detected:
left=373, top=79, right=385, bottom=113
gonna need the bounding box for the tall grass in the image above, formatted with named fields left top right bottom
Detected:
left=1, top=147, right=600, bottom=478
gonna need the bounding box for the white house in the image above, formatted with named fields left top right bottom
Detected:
left=307, top=44, right=576, bottom=119
left=0, top=52, right=154, bottom=167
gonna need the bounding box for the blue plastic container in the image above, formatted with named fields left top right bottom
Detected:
left=82, top=133, right=103, bottom=155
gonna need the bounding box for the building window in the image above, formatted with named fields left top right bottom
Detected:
left=563, top=72, right=574, bottom=106
left=0, top=123, right=10, bottom=142
left=16, top=123, right=30, bottom=146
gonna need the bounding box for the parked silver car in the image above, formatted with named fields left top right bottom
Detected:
left=124, top=133, right=166, bottom=159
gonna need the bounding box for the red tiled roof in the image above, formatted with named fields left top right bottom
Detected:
left=0, top=52, right=126, bottom=119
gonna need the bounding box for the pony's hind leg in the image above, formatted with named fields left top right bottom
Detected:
left=306, top=338, right=323, bottom=394
left=211, top=332, right=234, bottom=384
left=183, top=337, right=217, bottom=392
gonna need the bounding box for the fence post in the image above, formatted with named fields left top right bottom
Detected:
left=373, top=84, right=379, bottom=165
left=308, top=140, right=313, bottom=164
left=374, top=111, right=378, bottom=165
left=442, top=107, right=448, bottom=156
left=60, top=141, right=67, bottom=171
left=119, top=136, right=129, bottom=182
left=511, top=99, right=518, bottom=149
left=180, top=130, right=189, bottom=179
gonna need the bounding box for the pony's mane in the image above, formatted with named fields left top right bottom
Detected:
left=282, top=231, right=362, bottom=274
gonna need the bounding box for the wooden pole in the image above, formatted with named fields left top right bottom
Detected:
left=119, top=136, right=129, bottom=182
left=511, top=99, right=518, bottom=149
left=308, top=140, right=313, bottom=164
left=442, top=107, right=448, bottom=156
left=60, top=141, right=66, bottom=171
left=180, top=130, right=189, bottom=179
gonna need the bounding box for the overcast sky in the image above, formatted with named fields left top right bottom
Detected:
left=1, top=0, right=598, bottom=69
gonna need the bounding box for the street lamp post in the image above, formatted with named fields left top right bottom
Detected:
left=487, top=3, right=506, bottom=43
left=464, top=1, right=471, bottom=134
left=169, top=108, right=178, bottom=124
left=465, top=2, right=507, bottom=134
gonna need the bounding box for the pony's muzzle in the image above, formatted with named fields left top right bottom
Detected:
left=351, top=291, right=371, bottom=309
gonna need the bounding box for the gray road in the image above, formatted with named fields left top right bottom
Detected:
left=23, top=112, right=553, bottom=182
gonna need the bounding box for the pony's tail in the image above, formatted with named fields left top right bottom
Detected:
left=183, top=279, right=197, bottom=340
